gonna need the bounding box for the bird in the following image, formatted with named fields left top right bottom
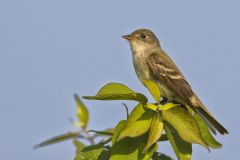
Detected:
left=122, top=28, right=228, bottom=135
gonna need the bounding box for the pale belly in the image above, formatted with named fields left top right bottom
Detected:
left=133, top=54, right=175, bottom=100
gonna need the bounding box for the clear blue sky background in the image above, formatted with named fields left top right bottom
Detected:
left=0, top=0, right=239, bottom=159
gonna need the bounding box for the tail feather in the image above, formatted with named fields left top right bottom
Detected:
left=188, top=95, right=228, bottom=135
left=195, top=109, right=217, bottom=135
left=196, top=107, right=229, bottom=135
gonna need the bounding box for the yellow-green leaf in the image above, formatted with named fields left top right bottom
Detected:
left=34, top=131, right=81, bottom=148
left=193, top=112, right=222, bottom=148
left=83, top=83, right=148, bottom=104
left=144, top=112, right=163, bottom=151
left=117, top=104, right=154, bottom=141
left=74, top=94, right=89, bottom=129
left=162, top=107, right=208, bottom=148
left=158, top=103, right=179, bottom=111
left=73, top=140, right=85, bottom=154
left=128, top=103, right=147, bottom=122
left=75, top=138, right=111, bottom=160
left=89, top=129, right=114, bottom=137
left=143, top=143, right=158, bottom=160
left=185, top=105, right=222, bottom=149
left=111, top=138, right=139, bottom=160
left=112, top=120, right=127, bottom=144
left=74, top=142, right=105, bottom=160
left=143, top=80, right=161, bottom=103
left=99, top=147, right=111, bottom=160
left=146, top=103, right=158, bottom=111
left=164, top=124, right=192, bottom=160
left=111, top=134, right=147, bottom=160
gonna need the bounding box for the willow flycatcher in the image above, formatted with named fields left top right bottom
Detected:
left=123, top=28, right=228, bottom=135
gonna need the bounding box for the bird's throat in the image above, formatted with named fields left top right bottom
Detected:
left=130, top=41, right=147, bottom=55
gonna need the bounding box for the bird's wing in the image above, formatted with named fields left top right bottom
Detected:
left=148, top=52, right=228, bottom=135
left=147, top=52, right=194, bottom=105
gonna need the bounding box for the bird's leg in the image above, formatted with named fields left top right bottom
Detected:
left=160, top=97, right=184, bottom=107
left=168, top=99, right=186, bottom=109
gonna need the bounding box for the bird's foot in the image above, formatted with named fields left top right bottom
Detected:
left=160, top=97, right=183, bottom=106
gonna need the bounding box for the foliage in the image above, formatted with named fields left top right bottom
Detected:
left=35, top=82, right=223, bottom=160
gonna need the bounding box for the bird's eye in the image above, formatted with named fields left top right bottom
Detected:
left=140, top=34, right=146, bottom=39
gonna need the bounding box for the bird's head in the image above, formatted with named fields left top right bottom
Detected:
left=122, top=29, right=161, bottom=53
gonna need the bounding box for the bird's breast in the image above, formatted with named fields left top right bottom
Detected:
left=132, top=51, right=175, bottom=100
left=132, top=52, right=152, bottom=81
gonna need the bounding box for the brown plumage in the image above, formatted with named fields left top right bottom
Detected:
left=123, top=28, right=228, bottom=135
left=148, top=52, right=228, bottom=135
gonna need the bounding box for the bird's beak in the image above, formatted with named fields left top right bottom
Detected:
left=122, top=34, right=133, bottom=41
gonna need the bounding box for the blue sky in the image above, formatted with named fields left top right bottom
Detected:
left=0, top=0, right=239, bottom=159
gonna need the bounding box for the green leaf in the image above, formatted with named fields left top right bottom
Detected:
left=98, top=147, right=111, bottom=160
left=34, top=131, right=81, bottom=148
left=74, top=94, right=89, bottom=129
left=152, top=152, right=174, bottom=160
left=89, top=129, right=114, bottom=137
left=145, top=103, right=179, bottom=112
left=162, top=107, right=208, bottom=148
left=111, top=134, right=147, bottom=160
left=95, top=82, right=135, bottom=95
left=143, top=80, right=161, bottom=103
left=74, top=139, right=111, bottom=160
left=128, top=103, right=147, bottom=122
left=185, top=105, right=222, bottom=149
left=117, top=103, right=154, bottom=140
left=193, top=112, right=222, bottom=148
left=143, top=143, right=158, bottom=160
left=83, top=83, right=148, bottom=104
left=74, top=144, right=104, bottom=160
left=145, top=103, right=158, bottom=111
left=112, top=120, right=127, bottom=144
left=144, top=112, right=163, bottom=151
left=164, top=124, right=192, bottom=160
left=73, top=140, right=85, bottom=154
left=158, top=103, right=179, bottom=111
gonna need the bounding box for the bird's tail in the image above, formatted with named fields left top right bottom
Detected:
left=189, top=95, right=228, bottom=135
left=195, top=107, right=228, bottom=135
